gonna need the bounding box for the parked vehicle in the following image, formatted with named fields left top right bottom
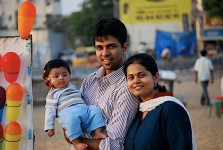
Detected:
left=58, top=49, right=74, bottom=65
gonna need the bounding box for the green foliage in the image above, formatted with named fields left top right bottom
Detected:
left=63, top=0, right=113, bottom=47
left=202, top=0, right=223, bottom=18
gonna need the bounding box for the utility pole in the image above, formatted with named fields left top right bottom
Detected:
left=113, top=0, right=119, bottom=18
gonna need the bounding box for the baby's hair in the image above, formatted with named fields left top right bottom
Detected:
left=43, top=59, right=71, bottom=78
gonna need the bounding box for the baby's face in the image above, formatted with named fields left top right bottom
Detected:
left=48, top=67, right=70, bottom=89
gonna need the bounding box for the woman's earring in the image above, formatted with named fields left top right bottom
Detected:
left=154, top=83, right=158, bottom=90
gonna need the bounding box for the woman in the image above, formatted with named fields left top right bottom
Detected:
left=123, top=53, right=196, bottom=150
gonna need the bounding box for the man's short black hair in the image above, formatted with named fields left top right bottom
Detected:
left=92, top=17, right=127, bottom=46
left=200, top=49, right=207, bottom=56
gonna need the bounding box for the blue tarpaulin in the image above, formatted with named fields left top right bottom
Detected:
left=155, top=30, right=196, bottom=59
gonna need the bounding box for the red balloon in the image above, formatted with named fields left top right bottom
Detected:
left=18, top=1, right=36, bottom=38
left=2, top=52, right=21, bottom=83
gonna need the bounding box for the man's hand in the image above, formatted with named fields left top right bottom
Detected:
left=211, top=70, right=214, bottom=84
left=195, top=71, right=198, bottom=84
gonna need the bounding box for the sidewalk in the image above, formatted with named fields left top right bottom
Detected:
left=33, top=67, right=223, bottom=150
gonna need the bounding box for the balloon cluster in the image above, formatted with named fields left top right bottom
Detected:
left=0, top=52, right=24, bottom=150
left=0, top=1, right=36, bottom=149
left=0, top=60, right=23, bottom=150
left=18, top=1, right=36, bottom=38
left=1, top=53, right=23, bottom=150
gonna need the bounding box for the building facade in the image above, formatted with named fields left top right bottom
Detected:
left=0, top=0, right=65, bottom=69
left=119, top=0, right=193, bottom=54
left=0, top=0, right=62, bottom=29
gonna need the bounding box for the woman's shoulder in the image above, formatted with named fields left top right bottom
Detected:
left=161, top=100, right=187, bottom=114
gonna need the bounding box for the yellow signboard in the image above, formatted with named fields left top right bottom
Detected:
left=120, top=0, right=191, bottom=24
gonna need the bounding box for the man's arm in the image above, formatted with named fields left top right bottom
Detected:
left=194, top=71, right=198, bottom=83
left=63, top=130, right=101, bottom=150
left=79, top=137, right=101, bottom=150
left=67, top=88, right=138, bottom=150
left=210, top=70, right=214, bottom=84
left=194, top=60, right=199, bottom=84
left=209, top=60, right=214, bottom=84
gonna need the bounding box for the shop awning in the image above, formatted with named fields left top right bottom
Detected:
left=202, top=28, right=223, bottom=41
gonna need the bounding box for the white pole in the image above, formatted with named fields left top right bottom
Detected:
left=113, top=0, right=119, bottom=18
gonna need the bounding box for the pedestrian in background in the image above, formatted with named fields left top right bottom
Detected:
left=194, top=49, right=214, bottom=106
left=221, top=76, right=223, bottom=95
left=161, top=46, right=171, bottom=61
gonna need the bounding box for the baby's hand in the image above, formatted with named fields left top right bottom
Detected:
left=47, top=129, right=55, bottom=137
left=42, top=70, right=53, bottom=90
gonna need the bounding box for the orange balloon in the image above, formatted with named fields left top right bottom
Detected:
left=6, top=83, right=23, bottom=101
left=18, top=1, right=36, bottom=38
left=5, top=121, right=22, bottom=150
left=5, top=121, right=22, bottom=136
left=2, top=52, right=21, bottom=83
left=6, top=83, right=23, bottom=122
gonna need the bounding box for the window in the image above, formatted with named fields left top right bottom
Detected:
left=123, top=3, right=129, bottom=14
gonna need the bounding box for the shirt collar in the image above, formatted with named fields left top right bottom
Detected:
left=96, top=66, right=125, bottom=84
left=153, top=92, right=173, bottom=99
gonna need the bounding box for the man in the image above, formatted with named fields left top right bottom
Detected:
left=194, top=49, right=214, bottom=106
left=161, top=47, right=171, bottom=61
left=71, top=17, right=139, bottom=149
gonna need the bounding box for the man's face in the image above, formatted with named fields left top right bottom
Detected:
left=95, top=35, right=127, bottom=75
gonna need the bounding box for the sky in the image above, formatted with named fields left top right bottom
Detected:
left=61, top=0, right=84, bottom=15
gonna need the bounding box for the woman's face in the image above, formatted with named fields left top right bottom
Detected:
left=126, top=63, right=158, bottom=101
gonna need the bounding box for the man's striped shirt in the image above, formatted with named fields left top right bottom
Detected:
left=80, top=66, right=139, bottom=150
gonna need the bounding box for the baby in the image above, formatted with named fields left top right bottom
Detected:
left=43, top=59, right=107, bottom=150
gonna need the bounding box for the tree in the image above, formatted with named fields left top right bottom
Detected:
left=63, top=0, right=114, bottom=47
left=202, top=0, right=223, bottom=18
